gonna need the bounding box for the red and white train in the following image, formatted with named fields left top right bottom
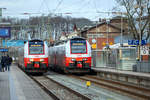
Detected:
left=49, top=37, right=92, bottom=73
left=18, top=39, right=48, bottom=73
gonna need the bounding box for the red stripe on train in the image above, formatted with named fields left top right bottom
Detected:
left=65, top=57, right=91, bottom=67
left=24, top=58, right=48, bottom=67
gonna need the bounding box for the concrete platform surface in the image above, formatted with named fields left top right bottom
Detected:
left=92, top=67, right=150, bottom=79
left=0, top=64, right=53, bottom=100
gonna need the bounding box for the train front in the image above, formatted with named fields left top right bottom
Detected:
left=24, top=40, right=48, bottom=73
left=65, top=38, right=92, bottom=73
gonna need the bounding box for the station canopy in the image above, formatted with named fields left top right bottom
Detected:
left=3, top=40, right=27, bottom=47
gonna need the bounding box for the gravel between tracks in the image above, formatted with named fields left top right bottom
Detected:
left=46, top=74, right=134, bottom=100
left=34, top=76, right=87, bottom=100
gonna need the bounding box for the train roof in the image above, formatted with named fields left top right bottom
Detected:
left=69, top=37, right=86, bottom=40
left=51, top=37, right=86, bottom=46
left=29, top=39, right=43, bottom=42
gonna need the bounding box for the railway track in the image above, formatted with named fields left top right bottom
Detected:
left=30, top=76, right=91, bottom=100
left=69, top=75, right=150, bottom=100
left=17, top=65, right=91, bottom=100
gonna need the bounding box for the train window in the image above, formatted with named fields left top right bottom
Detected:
left=29, top=46, right=44, bottom=54
left=29, top=42, right=44, bottom=54
left=71, top=40, right=86, bottom=53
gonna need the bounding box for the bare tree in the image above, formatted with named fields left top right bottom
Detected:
left=116, top=0, right=150, bottom=40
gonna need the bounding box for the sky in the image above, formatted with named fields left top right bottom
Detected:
left=0, top=0, right=119, bottom=21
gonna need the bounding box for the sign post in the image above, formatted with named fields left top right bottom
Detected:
left=92, top=39, right=97, bottom=49
left=92, top=43, right=96, bottom=49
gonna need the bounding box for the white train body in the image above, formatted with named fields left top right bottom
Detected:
left=18, top=39, right=48, bottom=73
left=49, top=37, right=92, bottom=73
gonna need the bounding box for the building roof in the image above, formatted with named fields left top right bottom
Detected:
left=81, top=18, right=128, bottom=34
left=81, top=21, right=123, bottom=34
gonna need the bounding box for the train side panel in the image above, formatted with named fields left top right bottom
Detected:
left=55, top=44, right=66, bottom=69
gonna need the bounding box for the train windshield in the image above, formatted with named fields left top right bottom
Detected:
left=71, top=40, right=86, bottom=53
left=29, top=42, right=44, bottom=54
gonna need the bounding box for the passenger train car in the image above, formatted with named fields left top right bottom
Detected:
left=49, top=37, right=92, bottom=73
left=18, top=39, right=48, bottom=73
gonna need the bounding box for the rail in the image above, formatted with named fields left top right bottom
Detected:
left=69, top=75, right=150, bottom=100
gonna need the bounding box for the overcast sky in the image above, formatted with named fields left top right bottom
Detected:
left=0, top=0, right=118, bottom=20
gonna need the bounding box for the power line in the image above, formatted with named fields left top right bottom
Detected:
left=37, top=0, right=45, bottom=13
left=76, top=0, right=91, bottom=12
left=43, top=0, right=51, bottom=13
left=53, top=0, right=63, bottom=13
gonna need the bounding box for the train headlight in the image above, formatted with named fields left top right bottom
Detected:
left=30, top=59, right=34, bottom=62
left=40, top=59, right=44, bottom=62
left=71, top=58, right=76, bottom=61
left=83, top=58, right=87, bottom=61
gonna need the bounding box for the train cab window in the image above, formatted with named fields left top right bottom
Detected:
left=29, top=42, right=44, bottom=54
left=71, top=40, right=87, bottom=54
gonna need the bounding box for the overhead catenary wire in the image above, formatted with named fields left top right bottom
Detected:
left=37, top=0, right=45, bottom=13
left=53, top=0, right=63, bottom=14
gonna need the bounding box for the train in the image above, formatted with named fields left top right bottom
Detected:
left=18, top=39, right=49, bottom=73
left=48, top=37, right=92, bottom=73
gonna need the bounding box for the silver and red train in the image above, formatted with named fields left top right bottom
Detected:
left=18, top=39, right=48, bottom=73
left=48, top=37, right=92, bottom=73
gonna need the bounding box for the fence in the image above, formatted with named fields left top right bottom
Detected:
left=92, top=50, right=118, bottom=69
left=92, top=49, right=150, bottom=73
left=92, top=48, right=137, bottom=71
left=134, top=61, right=150, bottom=73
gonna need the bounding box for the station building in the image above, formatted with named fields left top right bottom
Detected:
left=80, top=18, right=129, bottom=50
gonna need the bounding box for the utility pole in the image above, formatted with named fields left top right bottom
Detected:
left=139, top=2, right=142, bottom=62
left=121, top=12, right=123, bottom=46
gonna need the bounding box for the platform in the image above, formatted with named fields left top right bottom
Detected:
left=92, top=67, right=150, bottom=87
left=0, top=64, right=52, bottom=100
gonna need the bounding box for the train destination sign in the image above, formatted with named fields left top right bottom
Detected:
left=30, top=45, right=42, bottom=47
left=0, top=27, right=11, bottom=38
left=72, top=43, right=84, bottom=45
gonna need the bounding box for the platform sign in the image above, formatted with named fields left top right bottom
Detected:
left=0, top=27, right=11, bottom=38
left=92, top=39, right=96, bottom=43
left=141, top=40, right=147, bottom=45
left=128, top=40, right=139, bottom=45
left=0, top=48, right=8, bottom=52
left=92, top=43, right=96, bottom=49
left=128, top=40, right=147, bottom=45
left=140, top=46, right=149, bottom=55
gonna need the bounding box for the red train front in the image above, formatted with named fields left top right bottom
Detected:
left=18, top=39, right=48, bottom=73
left=49, top=37, right=92, bottom=73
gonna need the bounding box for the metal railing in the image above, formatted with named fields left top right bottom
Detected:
left=92, top=49, right=150, bottom=73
